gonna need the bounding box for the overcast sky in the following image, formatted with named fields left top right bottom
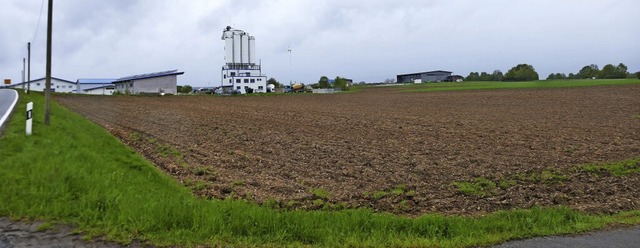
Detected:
left=1, top=0, right=638, bottom=87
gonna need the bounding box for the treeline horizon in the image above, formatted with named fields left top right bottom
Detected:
left=465, top=63, right=639, bottom=82
left=547, top=63, right=635, bottom=80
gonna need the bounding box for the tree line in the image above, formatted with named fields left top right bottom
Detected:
left=236, top=62, right=637, bottom=89
left=466, top=64, right=539, bottom=82
left=313, top=76, right=350, bottom=91
left=264, top=76, right=351, bottom=91
left=466, top=63, right=638, bottom=82
left=547, top=63, right=636, bottom=80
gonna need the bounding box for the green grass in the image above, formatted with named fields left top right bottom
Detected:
left=452, top=178, right=498, bottom=197
left=401, top=79, right=640, bottom=92
left=513, top=170, right=568, bottom=185
left=310, top=187, right=331, bottom=199
left=1, top=91, right=640, bottom=247
left=391, top=185, right=407, bottom=196
left=581, top=158, right=640, bottom=176
left=372, top=191, right=388, bottom=200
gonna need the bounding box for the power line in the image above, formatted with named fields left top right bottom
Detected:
left=32, top=0, right=46, bottom=43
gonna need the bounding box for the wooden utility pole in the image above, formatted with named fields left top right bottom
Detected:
left=27, top=42, right=31, bottom=94
left=44, top=0, right=52, bottom=125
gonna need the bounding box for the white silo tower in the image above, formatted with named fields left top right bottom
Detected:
left=220, top=26, right=267, bottom=94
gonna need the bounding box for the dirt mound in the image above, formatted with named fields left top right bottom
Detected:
left=55, top=85, right=640, bottom=216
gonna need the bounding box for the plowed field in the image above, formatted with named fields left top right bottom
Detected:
left=55, top=85, right=640, bottom=216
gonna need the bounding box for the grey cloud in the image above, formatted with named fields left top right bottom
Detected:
left=1, top=0, right=638, bottom=85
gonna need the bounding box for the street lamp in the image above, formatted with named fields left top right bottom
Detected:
left=287, top=44, right=292, bottom=85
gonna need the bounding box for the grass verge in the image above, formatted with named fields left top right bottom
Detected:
left=1, top=91, right=639, bottom=247
left=401, top=79, right=640, bottom=92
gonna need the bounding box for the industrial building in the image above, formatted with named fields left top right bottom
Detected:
left=220, top=26, right=267, bottom=94
left=9, top=77, right=76, bottom=93
left=76, top=78, right=116, bottom=95
left=113, top=70, right=184, bottom=95
left=397, top=70, right=453, bottom=83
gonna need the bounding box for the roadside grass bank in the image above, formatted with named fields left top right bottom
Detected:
left=400, top=79, right=640, bottom=92
left=1, top=92, right=639, bottom=247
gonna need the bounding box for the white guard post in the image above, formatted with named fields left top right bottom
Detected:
left=26, top=102, right=33, bottom=135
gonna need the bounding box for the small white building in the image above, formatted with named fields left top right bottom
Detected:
left=220, top=26, right=267, bottom=94
left=84, top=85, right=116, bottom=95
left=77, top=78, right=116, bottom=95
left=10, top=77, right=76, bottom=93
left=112, top=70, right=184, bottom=95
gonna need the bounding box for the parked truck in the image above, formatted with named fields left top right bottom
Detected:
left=284, top=83, right=305, bottom=93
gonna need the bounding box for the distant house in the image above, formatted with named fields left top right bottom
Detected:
left=396, top=70, right=453, bottom=83
left=77, top=78, right=116, bottom=95
left=112, top=70, right=184, bottom=95
left=9, top=77, right=76, bottom=93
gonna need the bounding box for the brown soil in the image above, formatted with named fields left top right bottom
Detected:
left=55, top=85, right=640, bottom=216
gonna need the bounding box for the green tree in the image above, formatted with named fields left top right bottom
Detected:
left=466, top=72, right=480, bottom=81
left=578, top=64, right=599, bottom=79
left=318, top=76, right=330, bottom=89
left=596, top=63, right=629, bottom=79
left=267, top=78, right=282, bottom=88
left=503, top=64, right=539, bottom=81
left=177, top=85, right=193, bottom=94
left=548, top=73, right=567, bottom=80
left=467, top=71, right=502, bottom=81
left=546, top=73, right=556, bottom=80
left=599, top=64, right=616, bottom=79
left=490, top=70, right=504, bottom=81
left=479, top=72, right=490, bottom=81
left=613, top=63, right=628, bottom=78
left=333, top=76, right=350, bottom=91
left=636, top=71, right=640, bottom=79
left=184, top=85, right=193, bottom=93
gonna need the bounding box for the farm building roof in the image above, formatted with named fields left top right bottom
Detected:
left=113, top=70, right=185, bottom=83
left=397, top=70, right=452, bottom=77
left=77, top=78, right=116, bottom=84
left=83, top=85, right=116, bottom=91
left=9, top=77, right=75, bottom=87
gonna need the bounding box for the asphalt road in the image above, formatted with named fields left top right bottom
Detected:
left=0, top=89, right=18, bottom=132
left=494, top=226, right=640, bottom=248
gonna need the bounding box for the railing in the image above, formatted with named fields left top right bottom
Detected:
left=223, top=64, right=261, bottom=70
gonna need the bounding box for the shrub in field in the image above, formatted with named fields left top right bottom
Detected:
left=503, top=64, right=539, bottom=81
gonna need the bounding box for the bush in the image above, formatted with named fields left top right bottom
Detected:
left=177, top=85, right=193, bottom=94
left=503, top=64, right=539, bottom=81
